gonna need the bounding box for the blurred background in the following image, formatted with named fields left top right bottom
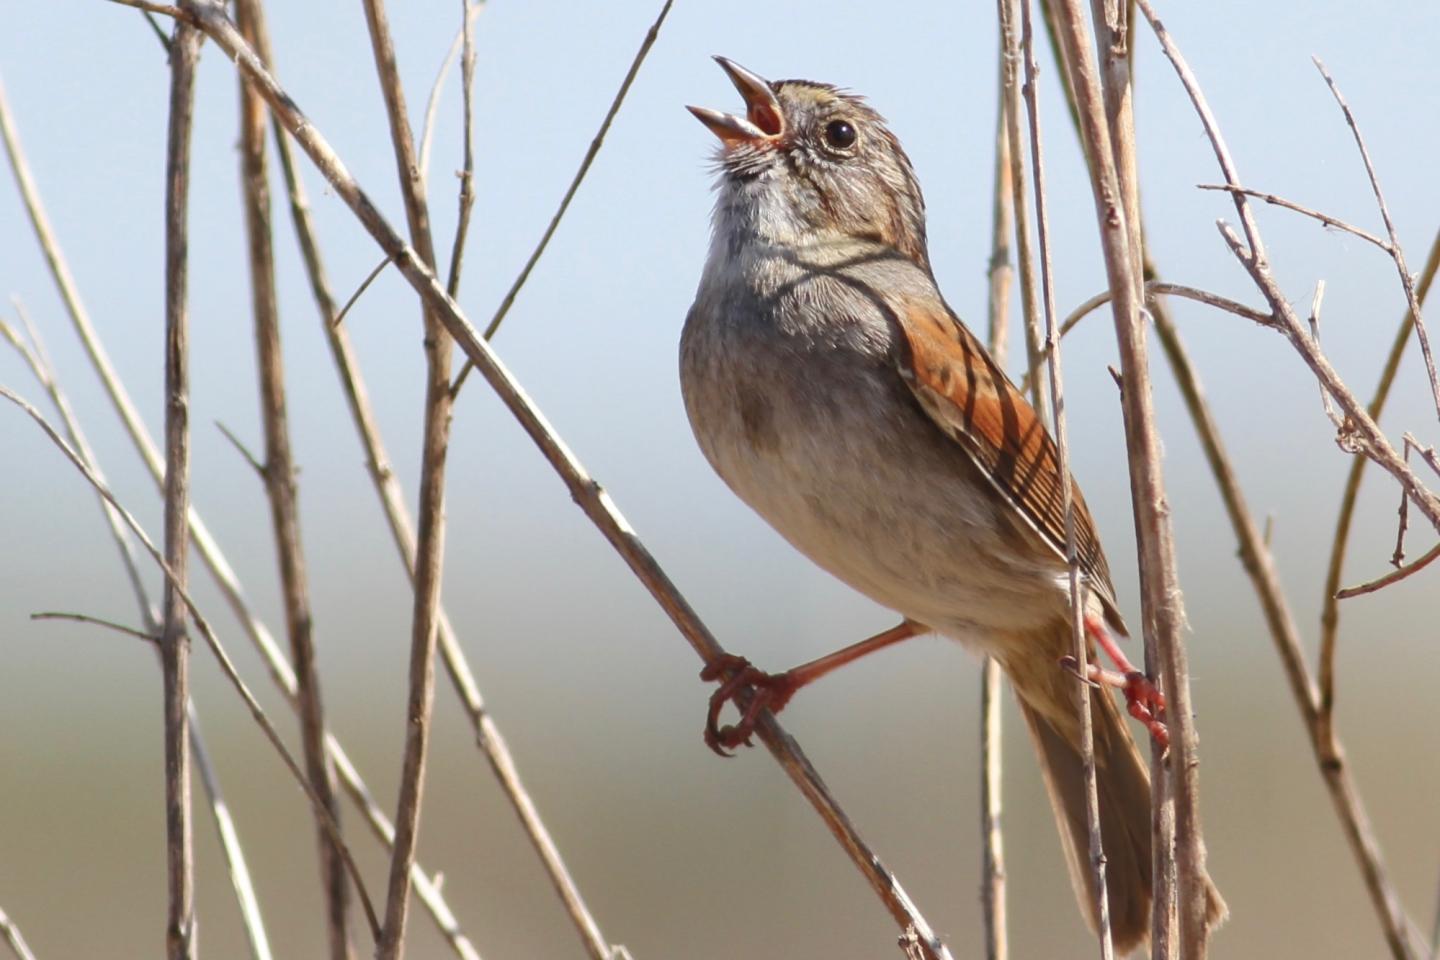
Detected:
left=2, top=1, right=1438, bottom=957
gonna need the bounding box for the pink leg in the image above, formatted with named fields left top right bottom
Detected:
left=1080, top=613, right=1169, bottom=750
left=700, top=620, right=923, bottom=756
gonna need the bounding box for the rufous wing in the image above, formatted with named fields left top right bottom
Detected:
left=892, top=296, right=1121, bottom=620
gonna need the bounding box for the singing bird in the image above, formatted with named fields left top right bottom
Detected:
left=679, top=58, right=1223, bottom=953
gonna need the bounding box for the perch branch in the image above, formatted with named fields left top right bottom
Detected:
left=1019, top=2, right=1114, bottom=955
left=0, top=907, right=37, bottom=960
left=164, top=4, right=955, bottom=955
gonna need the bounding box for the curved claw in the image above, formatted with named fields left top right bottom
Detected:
left=699, top=655, right=798, bottom=757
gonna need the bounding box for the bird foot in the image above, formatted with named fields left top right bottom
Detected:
left=1061, top=648, right=1170, bottom=751
left=700, top=655, right=800, bottom=757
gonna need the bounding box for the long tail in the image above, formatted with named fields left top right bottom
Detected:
left=1003, top=622, right=1226, bottom=955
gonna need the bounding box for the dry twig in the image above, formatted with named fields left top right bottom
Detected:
left=164, top=4, right=954, bottom=954
left=0, top=40, right=479, bottom=960
left=234, top=1, right=352, bottom=952
left=1018, top=2, right=1114, bottom=955
left=0, top=906, right=37, bottom=960
left=160, top=23, right=201, bottom=958
left=0, top=386, right=384, bottom=942
left=1135, top=2, right=1424, bottom=955
left=980, top=30, right=1013, bottom=960
left=1, top=312, right=275, bottom=960
left=450, top=0, right=676, bottom=393
left=357, top=0, right=455, bottom=955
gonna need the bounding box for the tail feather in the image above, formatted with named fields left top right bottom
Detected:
left=1005, top=621, right=1226, bottom=955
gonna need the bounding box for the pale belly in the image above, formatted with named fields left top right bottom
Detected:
left=680, top=315, right=1070, bottom=650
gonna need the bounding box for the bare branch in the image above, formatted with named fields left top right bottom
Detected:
left=1197, top=184, right=1390, bottom=252
left=1, top=310, right=275, bottom=960
left=357, top=0, right=455, bottom=954
left=1314, top=57, right=1440, bottom=422
left=980, top=28, right=1013, bottom=959
left=332, top=254, right=392, bottom=328
left=235, top=0, right=353, bottom=951
left=0, top=906, right=38, bottom=960
left=1336, top=542, right=1440, bottom=600
left=1135, top=3, right=1424, bottom=954
left=1018, top=2, right=1114, bottom=954
left=180, top=6, right=954, bottom=954
left=416, top=1, right=486, bottom=184
left=2, top=42, right=477, bottom=957
left=160, top=23, right=201, bottom=957
left=31, top=611, right=157, bottom=644
left=451, top=0, right=676, bottom=393
left=0, top=385, right=383, bottom=942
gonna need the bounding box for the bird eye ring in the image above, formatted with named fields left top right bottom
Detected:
left=822, top=118, right=858, bottom=153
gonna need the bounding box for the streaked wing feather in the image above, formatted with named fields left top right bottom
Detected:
left=894, top=298, right=1120, bottom=616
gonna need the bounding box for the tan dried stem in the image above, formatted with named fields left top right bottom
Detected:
left=1081, top=1, right=1180, bottom=944
left=160, top=23, right=201, bottom=959
left=417, top=1, right=485, bottom=186
left=1, top=313, right=275, bottom=960
left=1000, top=0, right=1049, bottom=417
left=451, top=0, right=676, bottom=391
left=1017, top=2, right=1115, bottom=956
left=980, top=39, right=1012, bottom=960
left=1137, top=2, right=1440, bottom=534
left=1134, top=4, right=1424, bottom=955
left=0, top=906, right=37, bottom=960
left=0, top=36, right=478, bottom=959
left=234, top=2, right=352, bottom=954
left=165, top=4, right=954, bottom=954
left=0, top=385, right=384, bottom=942
left=1313, top=58, right=1440, bottom=423
left=358, top=1, right=455, bottom=956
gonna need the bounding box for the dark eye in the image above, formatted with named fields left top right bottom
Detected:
left=823, top=118, right=857, bottom=152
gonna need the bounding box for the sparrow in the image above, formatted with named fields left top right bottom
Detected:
left=679, top=58, right=1224, bottom=953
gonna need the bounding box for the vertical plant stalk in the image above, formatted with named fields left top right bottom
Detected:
left=1018, top=2, right=1114, bottom=955
left=999, top=0, right=1049, bottom=418
left=1319, top=231, right=1440, bottom=751
left=1045, top=1, right=1215, bottom=953
left=2, top=36, right=485, bottom=960
left=1, top=312, right=275, bottom=960
left=233, top=2, right=352, bottom=955
left=358, top=2, right=453, bottom=956
left=160, top=22, right=201, bottom=960
left=0, top=906, right=37, bottom=960
left=1081, top=2, right=1178, bottom=953
left=979, top=51, right=1012, bottom=960
left=151, top=9, right=958, bottom=955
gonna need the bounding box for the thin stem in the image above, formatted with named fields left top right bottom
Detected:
left=0, top=386, right=383, bottom=942
left=1196, top=184, right=1390, bottom=252
left=0, top=906, right=37, bottom=960
left=358, top=1, right=454, bottom=955
left=1019, top=2, right=1114, bottom=956
left=1313, top=58, right=1440, bottom=423
left=175, top=5, right=954, bottom=954
left=1134, top=3, right=1423, bottom=954
left=1336, top=542, right=1440, bottom=600
left=980, top=33, right=1012, bottom=960
left=451, top=0, right=677, bottom=392
left=1, top=39, right=476, bottom=957
left=160, top=23, right=201, bottom=959
left=445, top=0, right=479, bottom=299
left=1048, top=0, right=1217, bottom=951
left=235, top=1, right=352, bottom=953
left=416, top=1, right=486, bottom=185
left=2, top=314, right=275, bottom=960
left=1000, top=0, right=1049, bottom=417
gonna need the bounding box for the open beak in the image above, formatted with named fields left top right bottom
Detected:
left=686, top=56, right=784, bottom=147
